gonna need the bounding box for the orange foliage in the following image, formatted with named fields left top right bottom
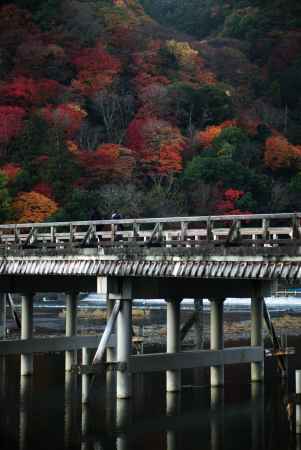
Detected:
left=12, top=191, right=58, bottom=223
left=199, top=120, right=237, bottom=148
left=0, top=163, right=22, bottom=181
left=264, top=135, right=301, bottom=171
left=75, top=144, right=136, bottom=182
left=127, top=117, right=185, bottom=177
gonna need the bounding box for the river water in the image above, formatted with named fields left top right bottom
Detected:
left=0, top=298, right=301, bottom=450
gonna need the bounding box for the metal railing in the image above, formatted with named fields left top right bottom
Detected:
left=0, top=213, right=300, bottom=250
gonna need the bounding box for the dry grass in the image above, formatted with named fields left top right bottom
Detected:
left=58, top=308, right=150, bottom=320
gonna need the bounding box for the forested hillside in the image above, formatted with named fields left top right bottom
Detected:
left=0, top=0, right=301, bottom=223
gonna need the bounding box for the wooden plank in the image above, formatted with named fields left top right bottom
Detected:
left=0, top=334, right=116, bottom=355
left=128, top=346, right=263, bottom=373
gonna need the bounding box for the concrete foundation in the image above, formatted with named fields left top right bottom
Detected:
left=21, top=294, right=34, bottom=376
left=166, top=300, right=181, bottom=392
left=210, top=299, right=224, bottom=387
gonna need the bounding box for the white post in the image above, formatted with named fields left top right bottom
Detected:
left=166, top=299, right=181, bottom=392
left=251, top=297, right=264, bottom=382
left=0, top=294, right=6, bottom=338
left=296, top=370, right=301, bottom=434
left=210, top=299, right=224, bottom=387
left=21, top=293, right=34, bottom=376
left=65, top=292, right=78, bottom=372
left=117, top=299, right=132, bottom=399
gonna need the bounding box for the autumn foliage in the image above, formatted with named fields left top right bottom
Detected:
left=12, top=192, right=58, bottom=223
left=199, top=120, right=237, bottom=148
left=0, top=163, right=22, bottom=181
left=215, top=189, right=246, bottom=215
left=264, top=135, right=301, bottom=170
left=73, top=143, right=136, bottom=182
left=42, top=103, right=87, bottom=137
left=72, top=44, right=121, bottom=96
left=1, top=77, right=62, bottom=106
left=126, top=117, right=185, bottom=176
left=0, top=106, right=26, bottom=144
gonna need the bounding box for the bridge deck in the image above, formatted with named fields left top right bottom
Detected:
left=0, top=213, right=301, bottom=281
left=0, top=212, right=300, bottom=249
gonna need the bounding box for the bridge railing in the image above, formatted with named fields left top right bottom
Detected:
left=0, top=213, right=300, bottom=250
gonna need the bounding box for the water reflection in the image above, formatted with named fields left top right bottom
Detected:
left=65, top=372, right=78, bottom=450
left=251, top=384, right=264, bottom=450
left=210, top=387, right=224, bottom=450
left=19, top=376, right=33, bottom=450
left=116, top=399, right=132, bottom=450
left=166, top=392, right=181, bottom=450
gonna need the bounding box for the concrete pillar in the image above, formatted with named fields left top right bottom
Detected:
left=21, top=293, right=34, bottom=376
left=0, top=294, right=6, bottom=338
left=166, top=299, right=181, bottom=392
left=251, top=297, right=264, bottom=382
left=117, top=299, right=132, bottom=398
left=65, top=292, right=78, bottom=372
left=210, top=299, right=224, bottom=387
left=81, top=347, right=90, bottom=404
left=194, top=299, right=204, bottom=350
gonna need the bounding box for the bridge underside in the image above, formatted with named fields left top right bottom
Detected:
left=0, top=274, right=272, bottom=298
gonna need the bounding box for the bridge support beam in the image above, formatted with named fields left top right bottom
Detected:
left=117, top=298, right=132, bottom=399
left=21, top=293, right=34, bottom=376
left=166, top=299, right=181, bottom=392
left=107, top=298, right=116, bottom=364
left=210, top=299, right=224, bottom=387
left=65, top=292, right=78, bottom=372
left=251, top=296, right=264, bottom=382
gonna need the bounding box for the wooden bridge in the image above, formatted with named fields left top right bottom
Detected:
left=0, top=213, right=300, bottom=399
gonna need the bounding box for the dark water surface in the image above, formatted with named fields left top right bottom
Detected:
left=0, top=337, right=300, bottom=450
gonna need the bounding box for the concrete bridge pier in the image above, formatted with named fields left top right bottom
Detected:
left=210, top=299, right=225, bottom=387
left=166, top=299, right=182, bottom=392
left=117, top=296, right=132, bottom=399
left=65, top=292, right=78, bottom=372
left=21, top=293, right=34, bottom=376
left=251, top=296, right=264, bottom=382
